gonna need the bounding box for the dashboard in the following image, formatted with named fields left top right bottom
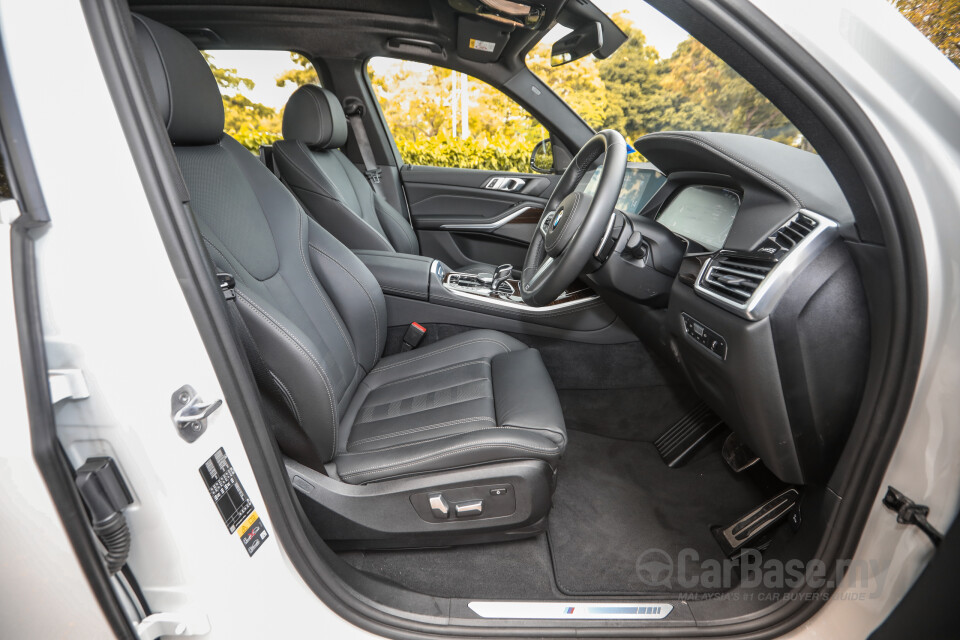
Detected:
left=585, top=131, right=868, bottom=487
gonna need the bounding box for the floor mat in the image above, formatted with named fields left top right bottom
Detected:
left=546, top=429, right=770, bottom=596
left=338, top=533, right=560, bottom=599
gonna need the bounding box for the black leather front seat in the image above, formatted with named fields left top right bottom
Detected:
left=132, top=17, right=566, bottom=490
left=273, top=85, right=497, bottom=275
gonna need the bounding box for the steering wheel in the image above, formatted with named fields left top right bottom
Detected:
left=520, top=130, right=627, bottom=307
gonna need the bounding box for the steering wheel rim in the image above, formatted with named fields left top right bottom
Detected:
left=520, top=130, right=627, bottom=307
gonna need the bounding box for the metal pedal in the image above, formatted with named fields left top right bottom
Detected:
left=721, top=432, right=760, bottom=472
left=712, top=488, right=800, bottom=556
left=654, top=402, right=723, bottom=467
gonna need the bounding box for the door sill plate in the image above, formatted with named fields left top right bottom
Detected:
left=468, top=601, right=673, bottom=620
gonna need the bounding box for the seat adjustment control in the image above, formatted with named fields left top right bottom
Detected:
left=428, top=493, right=450, bottom=519
left=454, top=499, right=484, bottom=517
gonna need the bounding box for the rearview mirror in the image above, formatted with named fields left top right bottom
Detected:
left=550, top=22, right=603, bottom=67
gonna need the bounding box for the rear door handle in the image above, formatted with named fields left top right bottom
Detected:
left=484, top=177, right=526, bottom=192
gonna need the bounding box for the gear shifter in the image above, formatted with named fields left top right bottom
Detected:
left=491, top=264, right=513, bottom=292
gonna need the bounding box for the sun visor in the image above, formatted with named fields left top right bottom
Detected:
left=457, top=16, right=513, bottom=62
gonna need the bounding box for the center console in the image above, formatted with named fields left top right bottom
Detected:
left=441, top=268, right=596, bottom=312
left=354, top=250, right=632, bottom=342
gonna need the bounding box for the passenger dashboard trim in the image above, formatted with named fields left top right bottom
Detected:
left=694, top=209, right=838, bottom=320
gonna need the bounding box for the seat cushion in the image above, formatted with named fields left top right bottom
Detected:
left=334, top=330, right=566, bottom=484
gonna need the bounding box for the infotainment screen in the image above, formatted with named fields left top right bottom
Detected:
left=655, top=185, right=741, bottom=251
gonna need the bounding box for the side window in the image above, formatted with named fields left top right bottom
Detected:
left=367, top=57, right=551, bottom=172
left=203, top=51, right=319, bottom=152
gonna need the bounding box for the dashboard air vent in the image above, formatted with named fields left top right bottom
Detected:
left=700, top=255, right=775, bottom=303
left=768, top=213, right=818, bottom=251
left=694, top=210, right=837, bottom=320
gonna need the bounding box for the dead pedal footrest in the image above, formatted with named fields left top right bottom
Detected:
left=654, top=402, right=723, bottom=467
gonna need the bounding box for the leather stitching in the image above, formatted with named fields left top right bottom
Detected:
left=236, top=291, right=338, bottom=458
left=348, top=416, right=496, bottom=449
left=309, top=244, right=381, bottom=366
left=339, top=441, right=562, bottom=481
left=297, top=213, right=358, bottom=364
left=269, top=370, right=302, bottom=426
left=645, top=132, right=803, bottom=207
left=365, top=361, right=489, bottom=392
left=371, top=338, right=513, bottom=372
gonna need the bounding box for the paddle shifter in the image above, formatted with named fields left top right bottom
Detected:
left=491, top=264, right=512, bottom=292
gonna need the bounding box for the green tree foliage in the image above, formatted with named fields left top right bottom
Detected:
left=204, top=52, right=282, bottom=150
left=894, top=0, right=960, bottom=68
left=204, top=51, right=319, bottom=151
left=370, top=59, right=549, bottom=171
left=275, top=53, right=321, bottom=87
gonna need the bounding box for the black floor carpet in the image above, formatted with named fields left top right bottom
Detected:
left=338, top=532, right=560, bottom=599
left=337, top=383, right=777, bottom=599
left=546, top=429, right=770, bottom=596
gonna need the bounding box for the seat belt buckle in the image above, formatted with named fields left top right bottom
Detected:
left=366, top=168, right=382, bottom=184
left=217, top=272, right=236, bottom=300
left=401, top=322, right=427, bottom=352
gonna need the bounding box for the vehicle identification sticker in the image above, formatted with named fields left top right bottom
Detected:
left=469, top=38, right=496, bottom=53
left=199, top=448, right=269, bottom=556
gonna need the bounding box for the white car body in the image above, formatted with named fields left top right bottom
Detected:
left=0, top=0, right=957, bottom=638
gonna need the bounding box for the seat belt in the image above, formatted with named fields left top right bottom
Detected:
left=217, top=273, right=270, bottom=388
left=342, top=99, right=384, bottom=196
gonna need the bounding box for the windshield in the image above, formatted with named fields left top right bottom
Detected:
left=526, top=1, right=808, bottom=152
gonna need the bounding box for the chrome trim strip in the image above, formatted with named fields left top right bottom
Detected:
left=439, top=205, right=538, bottom=231
left=468, top=601, right=674, bottom=620
left=441, top=281, right=597, bottom=313
left=694, top=209, right=838, bottom=321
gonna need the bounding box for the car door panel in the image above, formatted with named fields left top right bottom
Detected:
left=402, top=165, right=560, bottom=269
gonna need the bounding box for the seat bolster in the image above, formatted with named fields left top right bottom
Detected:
left=334, top=428, right=565, bottom=484
left=306, top=219, right=387, bottom=371
left=234, top=289, right=342, bottom=462
left=372, top=196, right=420, bottom=255
left=492, top=349, right=567, bottom=447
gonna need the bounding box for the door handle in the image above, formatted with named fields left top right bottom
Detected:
left=484, top=177, right=526, bottom=192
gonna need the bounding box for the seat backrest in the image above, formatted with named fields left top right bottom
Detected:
left=133, top=15, right=387, bottom=466
left=273, top=85, right=420, bottom=256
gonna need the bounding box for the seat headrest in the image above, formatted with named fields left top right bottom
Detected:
left=132, top=14, right=224, bottom=146
left=282, top=85, right=348, bottom=150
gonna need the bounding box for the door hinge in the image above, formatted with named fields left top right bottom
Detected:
left=882, top=486, right=943, bottom=547
left=136, top=610, right=210, bottom=640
